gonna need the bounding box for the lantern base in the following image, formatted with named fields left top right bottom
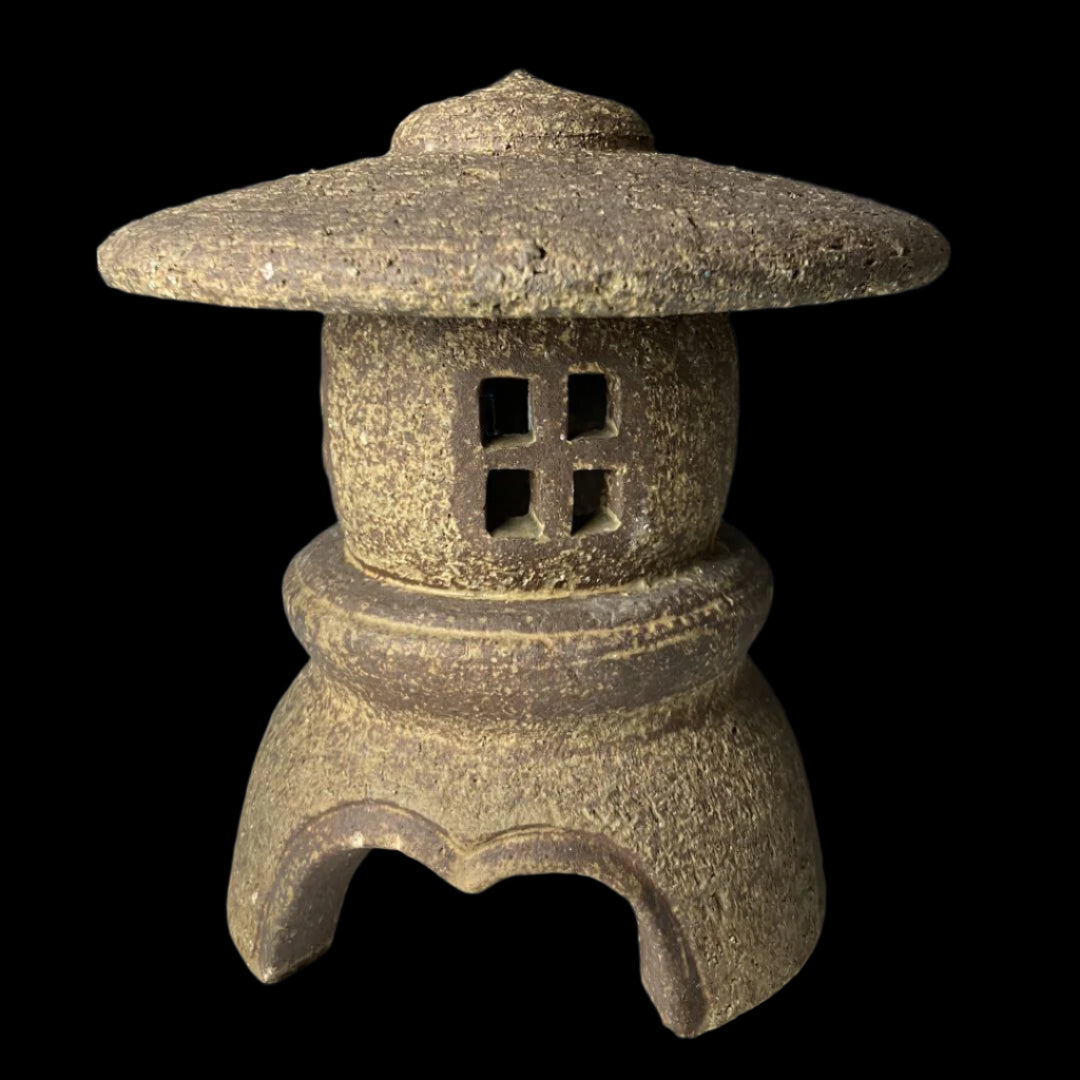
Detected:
left=227, top=527, right=824, bottom=1037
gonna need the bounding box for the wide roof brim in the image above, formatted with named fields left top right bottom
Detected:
left=98, top=149, right=949, bottom=318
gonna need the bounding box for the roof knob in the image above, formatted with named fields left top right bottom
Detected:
left=389, top=70, right=655, bottom=155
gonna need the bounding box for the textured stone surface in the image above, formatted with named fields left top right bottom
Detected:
left=225, top=307, right=824, bottom=1036
left=97, top=71, right=949, bottom=318
left=91, top=70, right=948, bottom=1035
left=391, top=71, right=655, bottom=155
left=228, top=527, right=823, bottom=1037
left=323, top=314, right=737, bottom=591
left=285, top=524, right=771, bottom=723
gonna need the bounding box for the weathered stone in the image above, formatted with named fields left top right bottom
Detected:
left=322, top=314, right=737, bottom=591
left=97, top=71, right=948, bottom=1036
left=97, top=70, right=948, bottom=319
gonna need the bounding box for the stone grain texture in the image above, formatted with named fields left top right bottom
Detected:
left=323, top=314, right=737, bottom=591
left=97, top=71, right=950, bottom=1035
left=228, top=525, right=823, bottom=1037
left=97, top=71, right=949, bottom=319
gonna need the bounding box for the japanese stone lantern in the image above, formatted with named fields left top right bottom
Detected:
left=97, top=71, right=949, bottom=1036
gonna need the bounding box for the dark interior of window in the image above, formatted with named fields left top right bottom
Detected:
left=486, top=469, right=533, bottom=533
left=572, top=469, right=612, bottom=534
left=480, top=377, right=531, bottom=445
left=567, top=373, right=609, bottom=440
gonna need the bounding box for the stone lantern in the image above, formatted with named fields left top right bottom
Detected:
left=97, top=71, right=949, bottom=1036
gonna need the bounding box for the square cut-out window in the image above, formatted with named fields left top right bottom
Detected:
left=567, top=372, right=612, bottom=440
left=480, top=377, right=532, bottom=447
left=486, top=469, right=540, bottom=537
left=572, top=469, right=619, bottom=536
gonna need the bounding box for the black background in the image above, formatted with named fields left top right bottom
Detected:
left=74, top=25, right=989, bottom=1066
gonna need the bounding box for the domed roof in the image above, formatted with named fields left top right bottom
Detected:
left=98, top=71, right=948, bottom=318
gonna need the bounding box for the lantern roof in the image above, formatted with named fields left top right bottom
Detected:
left=98, top=71, right=948, bottom=318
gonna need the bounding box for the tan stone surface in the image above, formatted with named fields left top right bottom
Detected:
left=228, top=527, right=823, bottom=1037
left=97, top=71, right=948, bottom=319
left=323, top=314, right=737, bottom=591
left=94, top=70, right=950, bottom=1035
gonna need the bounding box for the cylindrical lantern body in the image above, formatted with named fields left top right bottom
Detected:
left=322, top=314, right=738, bottom=591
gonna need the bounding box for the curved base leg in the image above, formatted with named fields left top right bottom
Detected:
left=228, top=661, right=824, bottom=1036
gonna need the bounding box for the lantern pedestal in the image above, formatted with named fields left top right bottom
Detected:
left=227, top=525, right=824, bottom=1037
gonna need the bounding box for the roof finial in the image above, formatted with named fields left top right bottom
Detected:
left=389, top=70, right=654, bottom=155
